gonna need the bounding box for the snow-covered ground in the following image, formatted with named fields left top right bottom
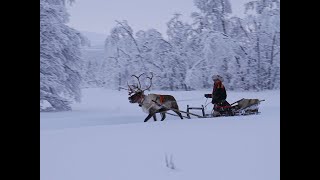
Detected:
left=40, top=88, right=280, bottom=180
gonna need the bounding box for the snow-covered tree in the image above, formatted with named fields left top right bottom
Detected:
left=135, top=29, right=169, bottom=90
left=95, top=0, right=280, bottom=91
left=186, top=31, right=247, bottom=90
left=185, top=0, right=252, bottom=90
left=40, top=0, right=87, bottom=111
left=104, top=21, right=144, bottom=89
left=166, top=14, right=193, bottom=90
left=80, top=48, right=106, bottom=88
left=103, top=22, right=188, bottom=91
left=243, top=0, right=280, bottom=90
left=192, top=0, right=232, bottom=34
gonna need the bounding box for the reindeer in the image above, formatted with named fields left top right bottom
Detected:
left=126, top=72, right=183, bottom=122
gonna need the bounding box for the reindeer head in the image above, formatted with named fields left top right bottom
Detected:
left=127, top=72, right=153, bottom=104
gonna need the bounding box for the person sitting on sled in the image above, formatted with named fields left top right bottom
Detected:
left=204, top=75, right=231, bottom=116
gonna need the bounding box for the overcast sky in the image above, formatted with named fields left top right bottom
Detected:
left=66, top=0, right=250, bottom=36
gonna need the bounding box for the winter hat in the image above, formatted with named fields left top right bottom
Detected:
left=212, top=75, right=224, bottom=82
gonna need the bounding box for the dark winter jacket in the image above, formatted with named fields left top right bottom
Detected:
left=205, top=81, right=227, bottom=104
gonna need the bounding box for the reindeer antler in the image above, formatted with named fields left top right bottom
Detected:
left=127, top=81, right=137, bottom=95
left=142, top=72, right=154, bottom=91
left=131, top=73, right=145, bottom=89
left=127, top=72, right=154, bottom=94
left=119, top=82, right=131, bottom=91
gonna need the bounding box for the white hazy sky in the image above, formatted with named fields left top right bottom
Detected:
left=67, top=0, right=250, bottom=36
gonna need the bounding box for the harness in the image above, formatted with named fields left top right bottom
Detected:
left=138, top=94, right=165, bottom=107
left=159, top=95, right=165, bottom=104
left=154, top=94, right=165, bottom=105
left=138, top=94, right=145, bottom=107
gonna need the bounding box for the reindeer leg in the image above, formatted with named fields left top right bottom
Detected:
left=160, top=112, right=166, bottom=121
left=173, top=110, right=183, bottom=119
left=172, top=102, right=183, bottom=120
left=144, top=113, right=155, bottom=122
left=158, top=107, right=167, bottom=112
left=153, top=114, right=157, bottom=121
left=158, top=108, right=168, bottom=121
